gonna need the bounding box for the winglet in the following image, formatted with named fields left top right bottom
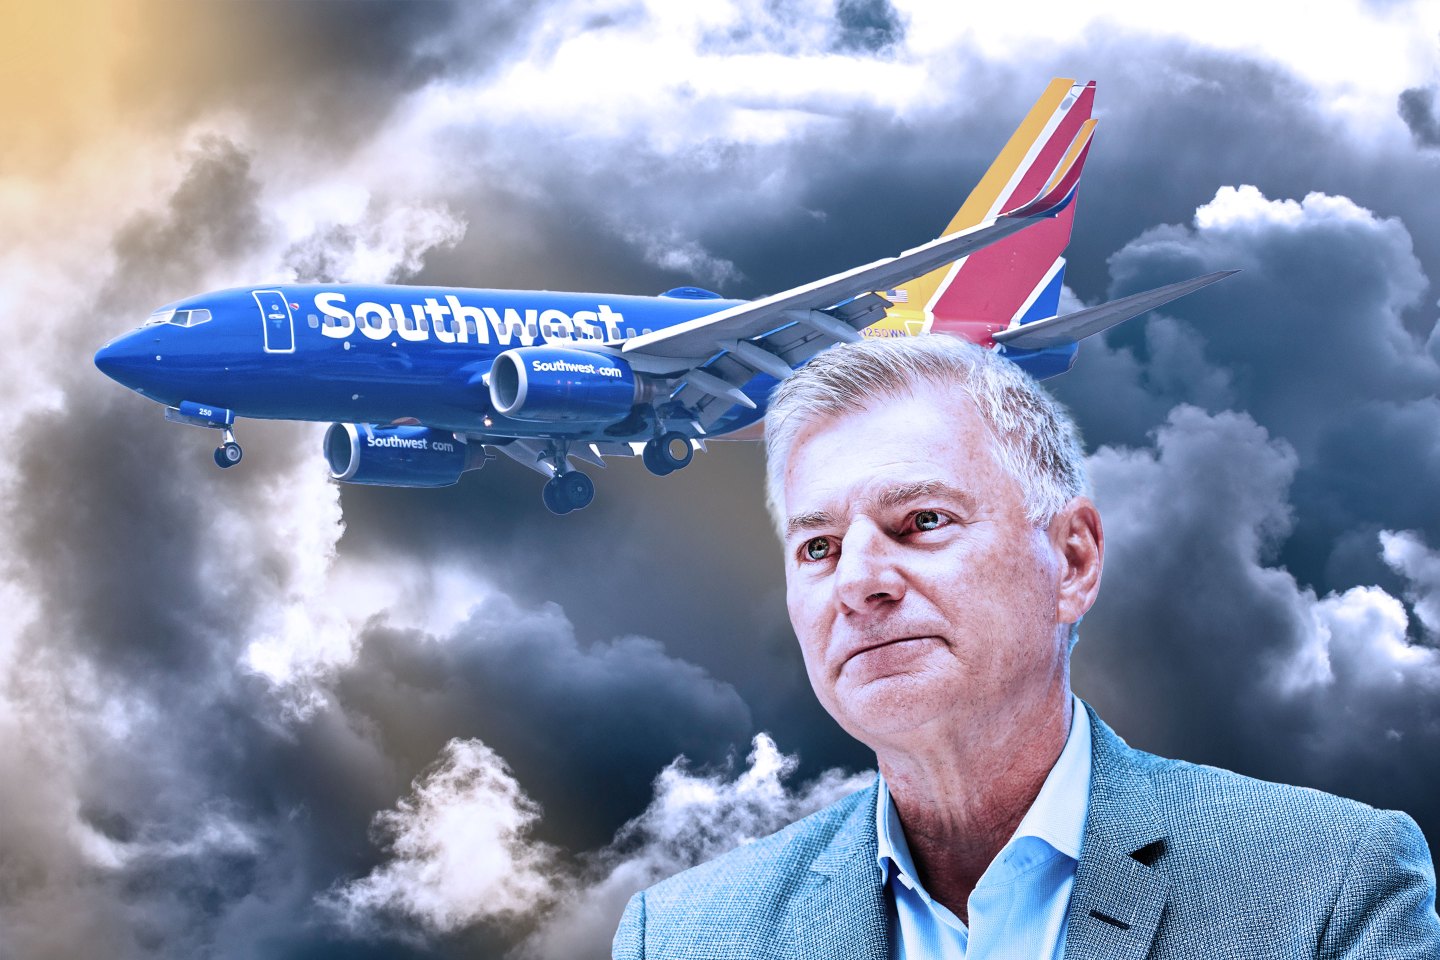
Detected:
left=1001, top=118, right=1097, bottom=219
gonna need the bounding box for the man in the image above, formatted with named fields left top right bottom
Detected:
left=613, top=335, right=1440, bottom=959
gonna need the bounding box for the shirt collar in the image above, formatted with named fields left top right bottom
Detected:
left=876, top=694, right=1092, bottom=885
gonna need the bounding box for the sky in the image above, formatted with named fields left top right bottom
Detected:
left=3, top=1, right=1440, bottom=957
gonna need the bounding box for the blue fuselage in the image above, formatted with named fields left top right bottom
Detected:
left=94, top=284, right=769, bottom=441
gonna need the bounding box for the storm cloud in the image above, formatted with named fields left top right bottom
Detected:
left=1400, top=84, right=1440, bottom=147
left=3, top=1, right=1440, bottom=957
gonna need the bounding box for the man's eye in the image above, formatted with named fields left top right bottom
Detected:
left=804, top=537, right=832, bottom=561
left=913, top=510, right=943, bottom=531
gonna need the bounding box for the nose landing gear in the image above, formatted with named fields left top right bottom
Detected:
left=213, top=428, right=243, bottom=469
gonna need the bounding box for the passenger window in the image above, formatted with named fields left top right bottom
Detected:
left=308, top=314, right=320, bottom=328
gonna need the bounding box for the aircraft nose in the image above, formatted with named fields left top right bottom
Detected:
left=94, top=331, right=157, bottom=393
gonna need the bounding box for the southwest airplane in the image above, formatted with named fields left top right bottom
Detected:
left=95, top=79, right=1231, bottom=514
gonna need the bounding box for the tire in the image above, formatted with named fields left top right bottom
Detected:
left=645, top=432, right=692, bottom=474
left=642, top=442, right=674, bottom=477
left=560, top=471, right=594, bottom=511
left=658, top=431, right=693, bottom=470
left=215, top=442, right=242, bottom=469
left=542, top=477, right=571, bottom=515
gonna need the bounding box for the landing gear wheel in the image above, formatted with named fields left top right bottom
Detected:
left=644, top=431, right=693, bottom=476
left=642, top=442, right=674, bottom=477
left=214, top=441, right=243, bottom=469
left=560, top=470, right=594, bottom=511
left=542, top=476, right=572, bottom=515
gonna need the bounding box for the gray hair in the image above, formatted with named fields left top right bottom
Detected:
left=763, top=335, right=1090, bottom=536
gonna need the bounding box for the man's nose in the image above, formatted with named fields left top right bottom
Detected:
left=833, top=520, right=905, bottom=612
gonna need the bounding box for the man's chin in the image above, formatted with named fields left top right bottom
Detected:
left=830, top=671, right=952, bottom=741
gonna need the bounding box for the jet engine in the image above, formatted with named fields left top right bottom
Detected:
left=324, top=423, right=485, bottom=487
left=488, top=347, right=638, bottom=423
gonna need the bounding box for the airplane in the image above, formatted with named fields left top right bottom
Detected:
left=94, top=79, right=1233, bottom=514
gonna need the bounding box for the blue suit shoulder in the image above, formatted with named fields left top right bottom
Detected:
left=1091, top=715, right=1440, bottom=957
left=1126, top=740, right=1422, bottom=878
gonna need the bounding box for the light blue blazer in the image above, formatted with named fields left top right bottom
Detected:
left=614, top=703, right=1440, bottom=959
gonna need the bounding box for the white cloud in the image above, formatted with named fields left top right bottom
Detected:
left=323, top=731, right=870, bottom=955
left=1381, top=529, right=1440, bottom=641
left=324, top=738, right=560, bottom=935
left=413, top=0, right=925, bottom=155
left=899, top=0, right=1440, bottom=134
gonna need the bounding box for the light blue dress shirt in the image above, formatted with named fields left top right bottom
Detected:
left=875, top=694, right=1093, bottom=960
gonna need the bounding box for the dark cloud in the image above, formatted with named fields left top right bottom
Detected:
left=107, top=136, right=270, bottom=308
left=285, top=224, right=365, bottom=284
left=337, top=593, right=755, bottom=852
left=831, top=0, right=905, bottom=54
left=1053, top=183, right=1440, bottom=599
left=1077, top=406, right=1440, bottom=838
left=8, top=6, right=1440, bottom=958
left=11, top=137, right=275, bottom=685
left=1399, top=85, right=1440, bottom=148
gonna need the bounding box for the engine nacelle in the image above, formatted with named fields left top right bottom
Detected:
left=324, top=423, right=483, bottom=488
left=489, top=347, right=638, bottom=423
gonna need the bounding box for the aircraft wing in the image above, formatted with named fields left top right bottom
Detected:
left=619, top=119, right=1096, bottom=371
left=992, top=270, right=1238, bottom=349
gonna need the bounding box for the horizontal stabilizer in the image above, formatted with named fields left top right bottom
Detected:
left=992, top=270, right=1238, bottom=349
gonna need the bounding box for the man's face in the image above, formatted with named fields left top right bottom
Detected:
left=781, top=383, right=1073, bottom=749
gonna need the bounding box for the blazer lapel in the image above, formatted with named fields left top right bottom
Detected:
left=790, top=780, right=889, bottom=960
left=1063, top=704, right=1171, bottom=960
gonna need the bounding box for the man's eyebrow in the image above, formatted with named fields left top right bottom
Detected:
left=873, top=479, right=977, bottom=513
left=785, top=510, right=835, bottom=538
left=784, top=481, right=977, bottom=538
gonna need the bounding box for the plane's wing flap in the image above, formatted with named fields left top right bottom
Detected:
left=590, top=440, right=637, bottom=458
left=568, top=445, right=608, bottom=468
left=685, top=294, right=891, bottom=428
left=993, top=270, right=1238, bottom=349
left=494, top=439, right=561, bottom=477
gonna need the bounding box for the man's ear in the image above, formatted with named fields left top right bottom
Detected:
left=1049, top=496, right=1104, bottom=627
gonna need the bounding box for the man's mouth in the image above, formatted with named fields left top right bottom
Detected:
left=840, top=635, right=938, bottom=669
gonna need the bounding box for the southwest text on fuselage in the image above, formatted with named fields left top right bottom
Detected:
left=313, top=292, right=625, bottom=346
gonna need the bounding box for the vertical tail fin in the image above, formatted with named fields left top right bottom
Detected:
left=869, top=79, right=1096, bottom=352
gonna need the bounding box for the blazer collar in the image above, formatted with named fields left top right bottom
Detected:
left=786, top=704, right=1173, bottom=960
left=1062, top=701, right=1172, bottom=960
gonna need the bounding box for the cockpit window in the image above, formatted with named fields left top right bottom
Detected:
left=143, top=308, right=212, bottom=328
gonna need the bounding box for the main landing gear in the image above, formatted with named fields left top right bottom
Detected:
left=536, top=431, right=694, bottom=514
left=542, top=470, right=595, bottom=515
left=642, top=431, right=693, bottom=477
left=539, top=438, right=595, bottom=515
left=213, top=428, right=243, bottom=469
